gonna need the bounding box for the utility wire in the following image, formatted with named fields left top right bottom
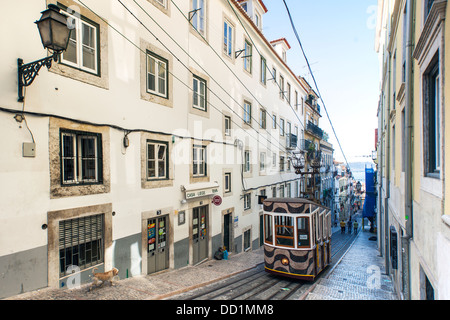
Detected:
left=281, top=0, right=351, bottom=171
left=117, top=0, right=290, bottom=157
left=170, top=0, right=306, bottom=152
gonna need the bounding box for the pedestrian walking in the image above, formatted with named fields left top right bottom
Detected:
left=347, top=219, right=352, bottom=234
left=340, top=220, right=346, bottom=234
left=353, top=220, right=359, bottom=234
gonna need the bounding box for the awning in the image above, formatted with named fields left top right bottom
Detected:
left=181, top=182, right=220, bottom=200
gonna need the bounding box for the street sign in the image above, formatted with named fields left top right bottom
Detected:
left=212, top=195, right=222, bottom=206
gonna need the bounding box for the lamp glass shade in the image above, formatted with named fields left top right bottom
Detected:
left=35, top=4, right=70, bottom=52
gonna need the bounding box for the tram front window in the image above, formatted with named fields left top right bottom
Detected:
left=264, top=214, right=273, bottom=244
left=275, top=216, right=294, bottom=247
left=297, top=217, right=310, bottom=248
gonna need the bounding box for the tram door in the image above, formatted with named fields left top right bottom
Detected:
left=147, top=216, right=169, bottom=274
left=193, top=206, right=208, bottom=264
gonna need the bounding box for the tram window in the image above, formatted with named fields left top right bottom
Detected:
left=327, top=214, right=332, bottom=237
left=315, top=213, right=319, bottom=242
left=275, top=216, right=294, bottom=247
left=323, top=214, right=327, bottom=240
left=264, top=214, right=273, bottom=244
left=297, top=217, right=310, bottom=248
left=319, top=214, right=323, bottom=241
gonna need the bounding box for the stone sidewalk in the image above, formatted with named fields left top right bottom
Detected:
left=304, top=227, right=398, bottom=300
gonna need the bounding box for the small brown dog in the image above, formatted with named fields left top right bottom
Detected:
left=89, top=267, right=119, bottom=291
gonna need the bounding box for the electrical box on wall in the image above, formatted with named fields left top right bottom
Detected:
left=23, top=142, right=36, bottom=157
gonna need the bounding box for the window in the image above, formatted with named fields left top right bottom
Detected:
left=241, top=2, right=248, bottom=12
left=155, top=0, right=167, bottom=8
left=279, top=184, right=285, bottom=197
left=193, top=145, right=207, bottom=177
left=425, top=0, right=435, bottom=19
left=244, top=150, right=251, bottom=173
left=193, top=76, right=207, bottom=111
left=61, top=10, right=99, bottom=74
left=61, top=130, right=102, bottom=185
left=244, top=193, right=251, bottom=210
left=280, top=156, right=285, bottom=172
left=147, top=141, right=168, bottom=180
left=286, top=182, right=291, bottom=198
left=272, top=186, right=277, bottom=197
left=297, top=217, right=310, bottom=248
left=272, top=114, right=277, bottom=129
left=244, top=40, right=252, bottom=73
left=264, top=214, right=273, bottom=244
left=224, top=172, right=231, bottom=193
left=223, top=19, right=233, bottom=58
left=244, top=101, right=252, bottom=124
left=146, top=52, right=168, bottom=98
left=287, top=83, right=291, bottom=103
left=272, top=68, right=277, bottom=83
left=255, top=12, right=260, bottom=29
left=424, top=57, right=441, bottom=175
left=275, top=216, right=294, bottom=247
left=260, top=152, right=266, bottom=171
left=280, top=75, right=285, bottom=99
left=224, top=116, right=231, bottom=136
left=59, top=214, right=104, bottom=277
left=259, top=108, right=266, bottom=129
left=260, top=56, right=267, bottom=84
left=192, top=0, right=206, bottom=35
left=272, top=152, right=277, bottom=168
left=295, top=91, right=299, bottom=111
left=286, top=122, right=291, bottom=145
left=279, top=118, right=285, bottom=136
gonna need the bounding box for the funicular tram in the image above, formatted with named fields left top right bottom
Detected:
left=263, top=197, right=332, bottom=281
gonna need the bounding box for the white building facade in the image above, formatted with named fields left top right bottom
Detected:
left=0, top=0, right=310, bottom=298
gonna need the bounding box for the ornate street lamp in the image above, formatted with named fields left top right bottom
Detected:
left=18, top=4, right=71, bottom=102
left=289, top=152, right=305, bottom=175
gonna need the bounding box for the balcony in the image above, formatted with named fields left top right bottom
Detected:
left=286, top=133, right=298, bottom=150
left=306, top=121, right=324, bottom=139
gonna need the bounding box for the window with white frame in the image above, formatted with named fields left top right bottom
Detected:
left=286, top=182, right=291, bottom=198
left=279, top=184, right=285, bottom=197
left=244, top=150, right=251, bottom=173
left=244, top=40, right=252, bottom=73
left=224, top=172, right=231, bottom=193
left=61, top=130, right=102, bottom=185
left=272, top=114, right=277, bottom=129
left=155, top=0, right=167, bottom=8
left=287, top=83, right=291, bottom=104
left=244, top=193, right=251, bottom=210
left=280, top=156, right=285, bottom=172
left=223, top=19, right=233, bottom=58
left=424, top=56, right=441, bottom=175
left=244, top=101, right=252, bottom=124
left=191, top=0, right=206, bottom=35
left=259, top=108, right=266, bottom=129
left=224, top=116, right=231, bottom=136
left=280, top=75, right=285, bottom=100
left=147, top=141, right=168, bottom=180
left=260, top=152, right=266, bottom=171
left=279, top=118, right=285, bottom=136
left=260, top=56, right=267, bottom=84
left=61, top=10, right=99, bottom=74
left=193, top=145, right=207, bottom=177
left=193, top=75, right=207, bottom=111
left=272, top=185, right=277, bottom=197
left=146, top=52, right=168, bottom=98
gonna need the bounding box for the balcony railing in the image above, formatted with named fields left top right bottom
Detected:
left=286, top=133, right=298, bottom=149
left=306, top=121, right=324, bottom=139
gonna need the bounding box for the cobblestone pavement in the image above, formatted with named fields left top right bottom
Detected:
left=5, top=223, right=397, bottom=301
left=304, top=227, right=398, bottom=300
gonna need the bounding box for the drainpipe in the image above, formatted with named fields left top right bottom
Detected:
left=403, top=0, right=415, bottom=301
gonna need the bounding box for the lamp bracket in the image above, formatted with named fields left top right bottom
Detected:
left=18, top=52, right=59, bottom=102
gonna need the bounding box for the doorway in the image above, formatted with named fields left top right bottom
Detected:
left=224, top=213, right=232, bottom=252
left=193, top=206, right=209, bottom=265
left=147, top=215, right=169, bottom=274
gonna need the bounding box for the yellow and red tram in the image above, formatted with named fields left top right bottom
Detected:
left=263, top=198, right=332, bottom=281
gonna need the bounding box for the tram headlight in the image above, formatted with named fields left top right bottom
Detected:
left=281, top=258, right=289, bottom=266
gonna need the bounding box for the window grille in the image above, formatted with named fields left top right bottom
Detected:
left=59, top=214, right=104, bottom=277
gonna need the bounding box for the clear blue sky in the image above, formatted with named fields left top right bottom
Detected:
left=262, top=0, right=379, bottom=163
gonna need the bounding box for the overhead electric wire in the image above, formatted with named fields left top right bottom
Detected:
left=281, top=0, right=351, bottom=171
left=129, top=0, right=289, bottom=156
left=74, top=0, right=301, bottom=192
left=169, top=0, right=306, bottom=149
left=116, top=0, right=291, bottom=158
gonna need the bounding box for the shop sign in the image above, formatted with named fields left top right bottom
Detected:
left=185, top=187, right=219, bottom=200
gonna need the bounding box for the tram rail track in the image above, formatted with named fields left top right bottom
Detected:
left=170, top=227, right=361, bottom=301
